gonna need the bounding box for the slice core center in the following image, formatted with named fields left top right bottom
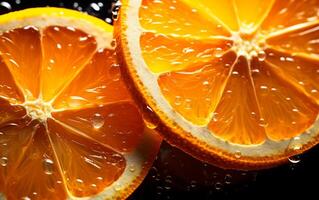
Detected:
left=23, top=99, right=53, bottom=123
left=231, top=32, right=266, bottom=61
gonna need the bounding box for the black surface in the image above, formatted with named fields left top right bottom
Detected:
left=1, top=0, right=319, bottom=199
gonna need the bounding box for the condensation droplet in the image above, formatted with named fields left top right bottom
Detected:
left=90, top=3, right=101, bottom=11
left=56, top=43, right=62, bottom=49
left=0, top=156, right=8, bottom=167
left=174, top=96, right=182, bottom=106
left=185, top=99, right=192, bottom=110
left=43, top=158, right=54, bottom=175
left=110, top=39, right=117, bottom=47
left=129, top=164, right=135, bottom=172
left=257, top=51, right=266, bottom=61
left=234, top=151, right=241, bottom=159
left=76, top=178, right=84, bottom=184
left=92, top=113, right=105, bottom=129
left=182, top=47, right=195, bottom=54
left=114, top=183, right=121, bottom=191
left=111, top=1, right=122, bottom=21
left=109, top=63, right=121, bottom=81
left=142, top=106, right=159, bottom=129
left=0, top=2, right=12, bottom=10
left=224, top=174, right=232, bottom=184
left=288, top=155, right=301, bottom=164
left=258, top=118, right=268, bottom=127
left=215, top=182, right=223, bottom=190
left=215, top=47, right=223, bottom=58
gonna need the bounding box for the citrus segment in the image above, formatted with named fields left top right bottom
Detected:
left=53, top=49, right=129, bottom=110
left=208, top=57, right=266, bottom=145
left=0, top=7, right=161, bottom=199
left=139, top=0, right=231, bottom=38
left=0, top=121, right=35, bottom=191
left=265, top=49, right=319, bottom=103
left=233, top=0, right=275, bottom=32
left=41, top=26, right=97, bottom=101
left=261, top=0, right=319, bottom=33
left=251, top=59, right=318, bottom=140
left=52, top=103, right=144, bottom=152
left=0, top=99, right=25, bottom=126
left=6, top=125, right=66, bottom=200
left=141, top=32, right=233, bottom=73
left=0, top=27, right=42, bottom=100
left=181, top=0, right=239, bottom=31
left=0, top=61, right=23, bottom=103
left=266, top=23, right=319, bottom=57
left=158, top=52, right=237, bottom=125
left=47, top=120, right=125, bottom=197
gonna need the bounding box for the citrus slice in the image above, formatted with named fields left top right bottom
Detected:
left=0, top=7, right=161, bottom=199
left=115, top=0, right=319, bottom=169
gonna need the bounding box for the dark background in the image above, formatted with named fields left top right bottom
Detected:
left=1, top=0, right=319, bottom=199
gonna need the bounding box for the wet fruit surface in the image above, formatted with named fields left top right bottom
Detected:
left=0, top=5, right=162, bottom=200
left=2, top=0, right=319, bottom=199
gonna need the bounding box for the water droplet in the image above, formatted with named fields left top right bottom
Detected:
left=182, top=47, right=195, bottom=54
left=105, top=18, right=112, bottom=24
left=292, top=108, right=299, bottom=112
left=114, top=183, right=121, bottom=191
left=257, top=51, right=266, bottom=61
left=109, top=63, right=121, bottom=81
left=111, top=1, right=122, bottom=21
left=21, top=197, right=31, bottom=200
left=142, top=106, right=159, bottom=129
left=288, top=155, right=301, bottom=164
left=0, top=156, right=8, bottom=167
left=76, top=178, right=84, bottom=184
left=190, top=180, right=197, bottom=188
left=56, top=43, right=62, bottom=49
left=234, top=151, right=241, bottom=159
left=0, top=2, right=11, bottom=11
left=185, top=99, right=192, bottom=110
left=258, top=118, right=268, bottom=127
left=202, top=80, right=209, bottom=86
left=110, top=39, right=117, bottom=47
left=90, top=3, right=101, bottom=11
left=215, top=182, right=223, bottom=190
left=129, top=164, right=135, bottom=172
left=92, top=113, right=104, bottom=129
left=224, top=174, right=232, bottom=184
left=73, top=2, right=79, bottom=8
left=215, top=47, right=223, bottom=58
left=43, top=158, right=54, bottom=175
left=79, top=36, right=88, bottom=42
left=174, top=96, right=182, bottom=106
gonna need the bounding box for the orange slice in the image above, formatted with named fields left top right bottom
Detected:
left=0, top=8, right=161, bottom=199
left=115, top=0, right=319, bottom=169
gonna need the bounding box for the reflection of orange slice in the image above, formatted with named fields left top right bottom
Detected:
left=116, top=0, right=319, bottom=169
left=0, top=8, right=161, bottom=199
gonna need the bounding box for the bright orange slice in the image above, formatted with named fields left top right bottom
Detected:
left=0, top=8, right=161, bottom=199
left=116, top=0, right=319, bottom=169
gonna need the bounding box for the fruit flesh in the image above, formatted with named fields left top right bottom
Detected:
left=139, top=0, right=319, bottom=144
left=0, top=26, right=144, bottom=198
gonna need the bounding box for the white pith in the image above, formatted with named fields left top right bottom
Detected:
left=124, top=0, right=319, bottom=159
left=0, top=8, right=161, bottom=200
